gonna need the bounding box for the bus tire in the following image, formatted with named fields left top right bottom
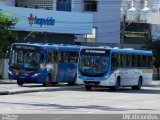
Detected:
left=85, top=85, right=92, bottom=91
left=132, top=77, right=142, bottom=90
left=68, top=82, right=75, bottom=86
left=17, top=80, right=24, bottom=86
left=52, top=82, right=58, bottom=85
left=111, top=78, right=120, bottom=91
left=68, top=74, right=76, bottom=86
left=43, top=74, right=51, bottom=87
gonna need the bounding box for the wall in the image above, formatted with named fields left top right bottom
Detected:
left=0, top=6, right=93, bottom=34
left=73, top=0, right=121, bottom=44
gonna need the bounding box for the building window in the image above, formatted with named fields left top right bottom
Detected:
left=35, top=5, right=39, bottom=9
left=56, top=0, right=71, bottom=11
left=84, top=0, right=97, bottom=12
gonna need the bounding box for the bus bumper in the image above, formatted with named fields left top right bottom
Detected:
left=8, top=73, right=45, bottom=84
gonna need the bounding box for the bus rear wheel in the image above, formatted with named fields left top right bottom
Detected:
left=132, top=77, right=142, bottom=90
left=68, top=74, right=76, bottom=86
left=68, top=81, right=75, bottom=86
left=17, top=80, right=24, bottom=86
left=85, top=85, right=92, bottom=91
left=43, top=74, right=51, bottom=87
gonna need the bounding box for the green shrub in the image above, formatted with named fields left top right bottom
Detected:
left=0, top=74, right=2, bottom=79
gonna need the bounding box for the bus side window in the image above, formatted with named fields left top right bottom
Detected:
left=53, top=51, right=58, bottom=63
left=40, top=53, right=44, bottom=63
left=69, top=52, right=78, bottom=63
left=48, top=51, right=52, bottom=63
left=111, top=54, right=118, bottom=70
left=132, top=55, right=136, bottom=67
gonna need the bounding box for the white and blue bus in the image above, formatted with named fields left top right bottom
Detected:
left=9, top=43, right=80, bottom=86
left=77, top=47, right=153, bottom=91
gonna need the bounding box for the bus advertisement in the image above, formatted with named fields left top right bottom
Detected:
left=77, top=47, right=153, bottom=91
left=8, top=43, right=80, bottom=86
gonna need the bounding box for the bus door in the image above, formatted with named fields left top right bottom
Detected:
left=46, top=49, right=58, bottom=83
left=120, top=54, right=134, bottom=86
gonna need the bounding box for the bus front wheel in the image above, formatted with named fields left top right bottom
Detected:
left=68, top=82, right=75, bottom=86
left=68, top=74, right=76, bottom=86
left=85, top=85, right=92, bottom=91
left=43, top=74, right=51, bottom=87
left=111, top=79, right=120, bottom=91
left=17, top=80, right=24, bottom=86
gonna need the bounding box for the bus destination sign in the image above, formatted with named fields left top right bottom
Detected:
left=15, top=45, right=36, bottom=50
left=85, top=50, right=106, bottom=54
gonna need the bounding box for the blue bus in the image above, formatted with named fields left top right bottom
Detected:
left=8, top=43, right=80, bottom=86
left=77, top=47, right=153, bottom=91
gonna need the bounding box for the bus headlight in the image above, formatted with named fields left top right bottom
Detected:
left=32, top=73, right=40, bottom=77
left=8, top=70, right=14, bottom=75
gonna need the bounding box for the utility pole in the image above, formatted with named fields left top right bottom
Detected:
left=120, top=14, right=126, bottom=49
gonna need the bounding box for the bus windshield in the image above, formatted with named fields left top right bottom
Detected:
left=79, top=49, right=110, bottom=77
left=9, top=50, right=40, bottom=70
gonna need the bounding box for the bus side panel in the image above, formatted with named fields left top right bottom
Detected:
left=55, top=63, right=77, bottom=82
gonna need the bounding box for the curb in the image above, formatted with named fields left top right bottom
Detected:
left=0, top=85, right=84, bottom=95
left=0, top=80, right=16, bottom=84
left=0, top=91, right=9, bottom=95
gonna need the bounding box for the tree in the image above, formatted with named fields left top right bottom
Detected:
left=143, top=39, right=160, bottom=80
left=0, top=11, right=18, bottom=58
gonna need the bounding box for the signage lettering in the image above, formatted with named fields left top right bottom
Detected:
left=28, top=14, right=55, bottom=27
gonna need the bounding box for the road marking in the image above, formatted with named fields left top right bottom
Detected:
left=87, top=110, right=102, bottom=113
left=14, top=107, right=24, bottom=109
left=117, top=105, right=132, bottom=108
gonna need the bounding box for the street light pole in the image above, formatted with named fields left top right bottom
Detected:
left=120, top=14, right=126, bottom=49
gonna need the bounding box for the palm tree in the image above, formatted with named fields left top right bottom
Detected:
left=143, top=39, right=160, bottom=80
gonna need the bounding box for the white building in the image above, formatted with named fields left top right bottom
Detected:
left=0, top=0, right=15, bottom=6
left=1, top=0, right=121, bottom=45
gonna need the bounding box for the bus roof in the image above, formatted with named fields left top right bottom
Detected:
left=110, top=48, right=152, bottom=55
left=80, top=47, right=152, bottom=56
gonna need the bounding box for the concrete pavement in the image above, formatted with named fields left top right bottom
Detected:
left=0, top=79, right=83, bottom=95
left=0, top=79, right=159, bottom=95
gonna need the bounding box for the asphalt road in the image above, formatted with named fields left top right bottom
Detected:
left=0, top=86, right=159, bottom=114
